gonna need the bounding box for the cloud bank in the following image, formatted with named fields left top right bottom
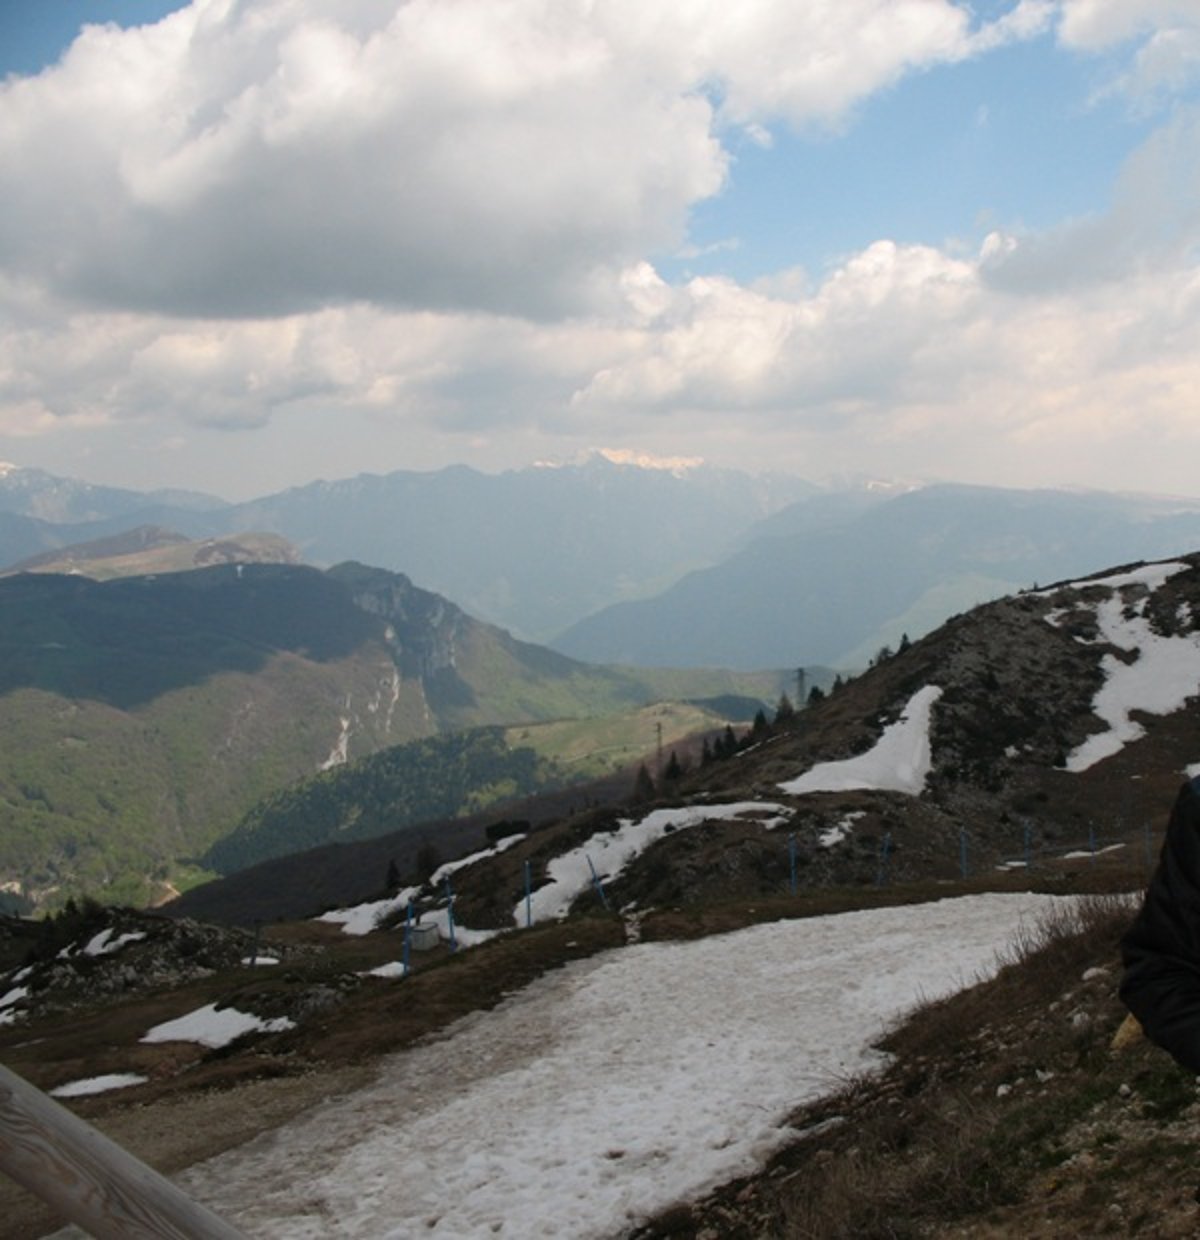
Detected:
left=0, top=0, right=1199, bottom=497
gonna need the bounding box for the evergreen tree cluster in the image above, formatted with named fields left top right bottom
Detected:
left=203, top=727, right=563, bottom=875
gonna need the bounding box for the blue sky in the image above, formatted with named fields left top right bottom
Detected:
left=0, top=1, right=1199, bottom=500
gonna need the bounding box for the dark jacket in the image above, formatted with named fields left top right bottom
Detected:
left=1121, top=776, right=1200, bottom=1072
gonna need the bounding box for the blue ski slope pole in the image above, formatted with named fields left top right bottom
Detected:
left=586, top=854, right=610, bottom=910
left=875, top=832, right=891, bottom=886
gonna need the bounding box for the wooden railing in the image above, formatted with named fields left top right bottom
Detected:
left=0, top=1063, right=244, bottom=1238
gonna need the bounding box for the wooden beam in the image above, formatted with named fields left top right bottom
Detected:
left=0, top=1063, right=244, bottom=1239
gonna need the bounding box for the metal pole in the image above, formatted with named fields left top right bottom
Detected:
left=586, top=855, right=610, bottom=910
left=876, top=832, right=891, bottom=886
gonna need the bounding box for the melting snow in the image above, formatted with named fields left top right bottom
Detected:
left=517, top=801, right=790, bottom=925
left=168, top=892, right=1084, bottom=1240
left=50, top=1073, right=149, bottom=1099
left=141, top=1003, right=295, bottom=1049
left=820, top=811, right=865, bottom=848
left=779, top=685, right=942, bottom=795
left=1060, top=566, right=1200, bottom=771
left=82, top=928, right=147, bottom=957
left=318, top=887, right=422, bottom=937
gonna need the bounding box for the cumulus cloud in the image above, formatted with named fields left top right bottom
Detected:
left=0, top=0, right=1045, bottom=322
left=1057, top=0, right=1200, bottom=103
left=2, top=0, right=1199, bottom=500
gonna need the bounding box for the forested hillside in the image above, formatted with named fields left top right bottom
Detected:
left=0, top=560, right=779, bottom=911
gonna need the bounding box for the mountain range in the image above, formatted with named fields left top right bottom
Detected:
left=3, top=459, right=1200, bottom=670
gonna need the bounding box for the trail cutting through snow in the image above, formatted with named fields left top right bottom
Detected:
left=156, top=892, right=1078, bottom=1240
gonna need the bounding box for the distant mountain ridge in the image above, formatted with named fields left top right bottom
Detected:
left=4, top=462, right=1200, bottom=673
left=3, top=526, right=300, bottom=579
left=0, top=457, right=816, bottom=642
left=553, top=484, right=1200, bottom=669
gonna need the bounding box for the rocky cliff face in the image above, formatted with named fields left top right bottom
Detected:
left=331, top=562, right=468, bottom=681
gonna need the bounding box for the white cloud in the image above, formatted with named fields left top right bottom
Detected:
left=1057, top=0, right=1200, bottom=51
left=0, top=0, right=1048, bottom=323
left=2, top=0, right=1200, bottom=499
left=1057, top=1, right=1200, bottom=103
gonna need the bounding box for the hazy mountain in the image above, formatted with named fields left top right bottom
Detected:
left=0, top=559, right=779, bottom=911
left=0, top=463, right=222, bottom=524
left=2, top=527, right=300, bottom=579
left=553, top=484, right=1200, bottom=669
left=0, top=457, right=815, bottom=641
left=8, top=461, right=1200, bottom=675
left=210, top=455, right=815, bottom=640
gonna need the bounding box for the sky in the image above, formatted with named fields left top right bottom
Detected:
left=41, top=891, right=1091, bottom=1239
left=1, top=2, right=1200, bottom=501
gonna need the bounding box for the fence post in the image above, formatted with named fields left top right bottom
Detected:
left=0, top=1063, right=245, bottom=1239
left=586, top=855, right=610, bottom=910
left=875, top=832, right=891, bottom=887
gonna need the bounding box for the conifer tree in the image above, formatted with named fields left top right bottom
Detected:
left=631, top=762, right=656, bottom=803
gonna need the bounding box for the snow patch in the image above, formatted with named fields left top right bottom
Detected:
left=820, top=812, right=865, bottom=848
left=50, top=1073, right=149, bottom=1098
left=1065, top=585, right=1200, bottom=772
left=82, top=928, right=147, bottom=957
left=780, top=686, right=942, bottom=795
left=141, top=1003, right=296, bottom=1049
left=517, top=801, right=790, bottom=925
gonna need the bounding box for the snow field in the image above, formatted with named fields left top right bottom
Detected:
left=164, top=892, right=1083, bottom=1239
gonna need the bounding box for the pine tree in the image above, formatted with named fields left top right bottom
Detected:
left=631, top=763, right=656, bottom=803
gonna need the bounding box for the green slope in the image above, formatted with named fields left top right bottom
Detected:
left=0, top=561, right=782, bottom=910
